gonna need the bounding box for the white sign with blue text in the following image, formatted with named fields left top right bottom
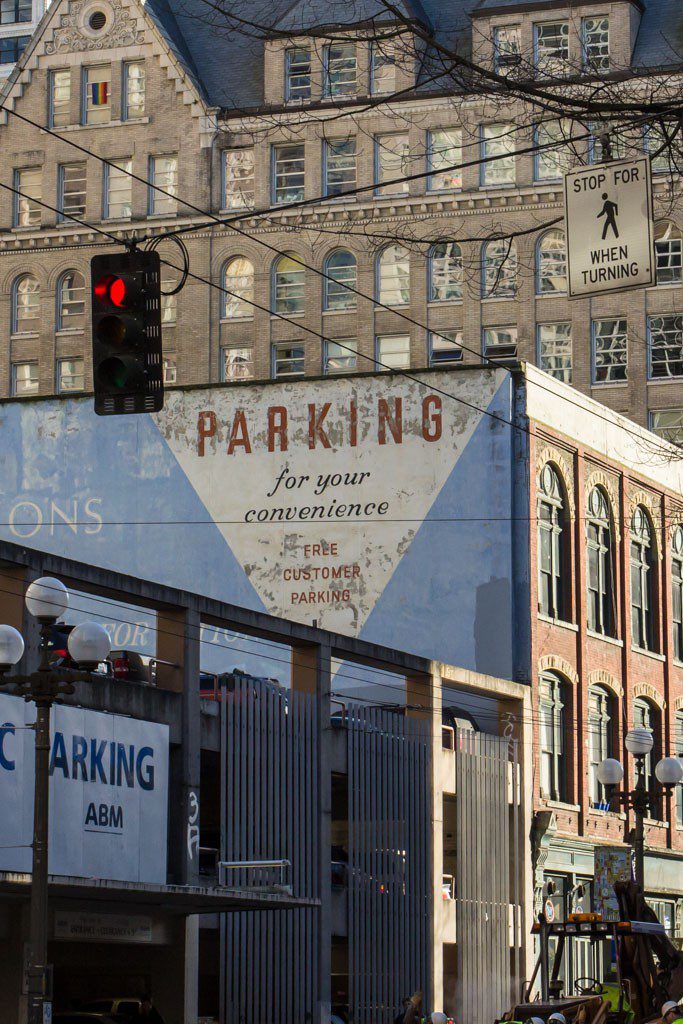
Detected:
left=0, top=694, right=168, bottom=884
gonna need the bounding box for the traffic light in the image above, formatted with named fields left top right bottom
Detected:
left=90, top=249, right=163, bottom=416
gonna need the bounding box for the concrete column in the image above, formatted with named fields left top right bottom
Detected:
left=184, top=915, right=199, bottom=1024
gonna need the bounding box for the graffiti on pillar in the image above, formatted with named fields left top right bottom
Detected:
left=187, top=790, right=199, bottom=861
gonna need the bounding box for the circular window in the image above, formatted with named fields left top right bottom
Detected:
left=88, top=10, right=106, bottom=29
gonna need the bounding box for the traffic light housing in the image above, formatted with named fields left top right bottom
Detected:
left=90, top=249, right=163, bottom=416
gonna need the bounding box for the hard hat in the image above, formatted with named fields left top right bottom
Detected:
left=530, top=1017, right=546, bottom=1024
left=663, top=1003, right=681, bottom=1016
left=549, top=1014, right=567, bottom=1024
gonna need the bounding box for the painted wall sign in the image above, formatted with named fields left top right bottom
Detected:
left=0, top=694, right=168, bottom=884
left=53, top=911, right=153, bottom=943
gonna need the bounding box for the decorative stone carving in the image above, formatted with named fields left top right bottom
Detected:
left=45, top=0, right=144, bottom=54
left=587, top=669, right=623, bottom=699
left=538, top=654, right=578, bottom=684
left=673, top=695, right=683, bottom=712
left=532, top=810, right=557, bottom=916
left=632, top=681, right=665, bottom=709
left=536, top=443, right=575, bottom=511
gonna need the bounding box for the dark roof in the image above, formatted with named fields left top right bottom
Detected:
left=632, top=0, right=683, bottom=67
left=274, top=0, right=432, bottom=34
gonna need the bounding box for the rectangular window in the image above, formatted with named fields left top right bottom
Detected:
left=222, top=347, right=254, bottom=382
left=582, top=16, right=609, bottom=72
left=58, top=163, right=86, bottom=222
left=50, top=70, right=71, bottom=127
left=655, top=224, right=683, bottom=285
left=285, top=47, right=311, bottom=101
left=429, top=331, right=463, bottom=365
left=273, top=343, right=305, bottom=378
left=123, top=61, right=145, bottom=119
left=428, top=129, right=462, bottom=191
left=57, top=357, right=85, bottom=393
left=646, top=123, right=674, bottom=174
left=480, top=124, right=515, bottom=187
left=104, top=158, right=132, bottom=219
left=534, top=22, right=569, bottom=76
left=325, top=138, right=356, bottom=197
left=223, top=149, right=254, bottom=210
left=163, top=356, right=177, bottom=385
left=83, top=65, right=111, bottom=125
left=14, top=167, right=41, bottom=227
left=371, top=42, right=395, bottom=95
left=483, top=326, right=518, bottom=364
left=534, top=121, right=572, bottom=181
left=0, top=0, right=31, bottom=23
left=11, top=362, right=38, bottom=396
left=0, top=34, right=29, bottom=62
left=273, top=144, right=305, bottom=204
left=376, top=334, right=410, bottom=370
left=324, top=339, right=357, bottom=374
left=325, top=42, right=356, bottom=97
left=538, top=323, right=572, bottom=383
left=649, top=314, right=683, bottom=380
left=149, top=155, right=177, bottom=215
left=592, top=318, right=628, bottom=383
left=374, top=133, right=410, bottom=195
left=161, top=271, right=177, bottom=325
left=649, top=409, right=683, bottom=446
left=493, top=25, right=521, bottom=73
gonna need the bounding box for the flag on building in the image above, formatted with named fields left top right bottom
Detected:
left=91, top=81, right=108, bottom=105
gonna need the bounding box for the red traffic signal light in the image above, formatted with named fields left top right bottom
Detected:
left=93, top=273, right=142, bottom=309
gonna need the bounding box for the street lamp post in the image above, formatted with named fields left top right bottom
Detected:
left=0, top=577, right=111, bottom=1024
left=597, top=729, right=683, bottom=891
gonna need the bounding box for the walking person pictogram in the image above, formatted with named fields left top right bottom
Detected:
left=597, top=192, right=619, bottom=239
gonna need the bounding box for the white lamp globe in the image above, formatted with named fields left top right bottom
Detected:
left=431, top=1014, right=448, bottom=1024
left=0, top=624, right=24, bottom=669
left=25, top=577, right=69, bottom=621
left=625, top=728, right=654, bottom=756
left=654, top=756, right=683, bottom=788
left=596, top=758, right=624, bottom=786
left=67, top=622, right=111, bottom=668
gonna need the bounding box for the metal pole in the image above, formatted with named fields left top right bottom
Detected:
left=27, top=698, right=51, bottom=1024
left=632, top=757, right=647, bottom=892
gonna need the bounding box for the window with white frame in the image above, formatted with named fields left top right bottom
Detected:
left=83, top=65, right=110, bottom=125
left=482, top=239, right=517, bottom=298
left=592, top=318, right=627, bottom=383
left=493, top=25, right=521, bottom=74
left=648, top=314, right=683, bottom=379
left=222, top=347, right=254, bottom=382
left=285, top=47, right=311, bottom=101
left=223, top=149, right=255, bottom=210
left=377, top=245, right=410, bottom=305
left=537, top=228, right=567, bottom=294
left=646, top=122, right=674, bottom=174
left=325, top=138, right=356, bottom=196
left=0, top=0, right=31, bottom=24
left=429, top=331, right=462, bottom=365
left=371, top=42, right=396, bottom=94
left=650, top=408, right=683, bottom=446
left=534, top=121, right=572, bottom=181
left=324, top=42, right=356, bottom=96
left=324, top=339, right=357, bottom=374
left=539, top=671, right=567, bottom=801
left=58, top=163, right=86, bottom=222
left=273, top=144, right=305, bottom=204
left=374, top=133, right=410, bottom=195
left=274, top=254, right=305, bottom=314
left=273, top=343, right=305, bottom=378
left=149, top=156, right=177, bottom=215
left=586, top=486, right=615, bottom=637
left=654, top=222, right=682, bottom=285
left=50, top=70, right=71, bottom=128
left=588, top=685, right=614, bottom=805
left=161, top=271, right=177, bottom=326
left=57, top=271, right=85, bottom=331
left=376, top=334, right=410, bottom=370
left=672, top=527, right=683, bottom=661
left=324, top=250, right=356, bottom=310
left=163, top=355, right=177, bottom=385
left=428, top=129, right=462, bottom=191
left=537, top=463, right=568, bottom=621
left=11, top=362, right=38, bottom=396
left=483, top=326, right=518, bottom=363
left=480, top=124, right=515, bottom=186
left=223, top=257, right=254, bottom=319
left=633, top=697, right=661, bottom=814
left=12, top=274, right=40, bottom=333
left=57, top=357, right=85, bottom=393
left=538, top=323, right=572, bottom=383
left=429, top=242, right=463, bottom=302
left=534, top=22, right=569, bottom=76
left=582, top=16, right=609, bottom=72
left=0, top=35, right=29, bottom=63
left=104, top=158, right=132, bottom=219
left=631, top=508, right=656, bottom=653
left=123, top=61, right=145, bottom=119
left=14, top=167, right=41, bottom=227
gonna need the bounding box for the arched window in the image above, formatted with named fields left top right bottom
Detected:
left=429, top=241, right=463, bottom=302
left=675, top=710, right=683, bottom=825
left=539, top=672, right=567, bottom=802
left=588, top=685, right=614, bottom=805
left=12, top=274, right=40, bottom=334
left=377, top=244, right=410, bottom=306
left=654, top=222, right=682, bottom=286
left=536, top=228, right=567, bottom=295
left=672, top=526, right=683, bottom=661
left=538, top=463, right=567, bottom=620
left=633, top=697, right=662, bottom=817
left=273, top=254, right=305, bottom=315
left=324, top=250, right=356, bottom=311
left=586, top=487, right=615, bottom=636
left=482, top=238, right=517, bottom=298
left=223, top=258, right=254, bottom=319
left=630, top=506, right=656, bottom=651
left=57, top=271, right=85, bottom=331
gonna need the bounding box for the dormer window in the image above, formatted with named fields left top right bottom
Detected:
left=582, top=16, right=609, bottom=73
left=534, top=22, right=569, bottom=76
left=493, top=25, right=521, bottom=74
left=324, top=42, right=356, bottom=97
left=285, top=47, right=311, bottom=101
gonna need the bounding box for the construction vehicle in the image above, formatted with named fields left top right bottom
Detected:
left=498, top=881, right=683, bottom=1024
